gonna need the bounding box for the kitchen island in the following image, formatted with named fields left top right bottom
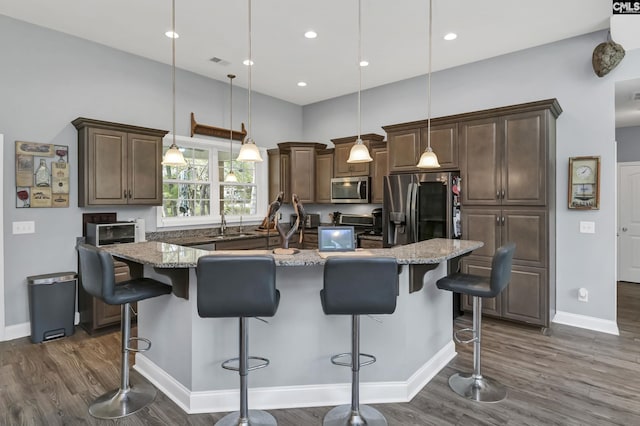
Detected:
left=103, top=238, right=482, bottom=414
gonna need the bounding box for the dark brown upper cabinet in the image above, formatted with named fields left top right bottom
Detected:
left=73, top=118, right=167, bottom=207
left=267, top=142, right=327, bottom=204
left=315, top=148, right=334, bottom=204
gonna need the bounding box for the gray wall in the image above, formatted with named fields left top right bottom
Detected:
left=617, top=126, right=640, bottom=162
left=303, top=31, right=640, bottom=324
left=0, top=16, right=303, bottom=326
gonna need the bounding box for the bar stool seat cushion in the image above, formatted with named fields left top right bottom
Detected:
left=78, top=243, right=171, bottom=305
left=197, top=255, right=279, bottom=318
left=436, top=242, right=515, bottom=299
left=321, top=257, right=398, bottom=315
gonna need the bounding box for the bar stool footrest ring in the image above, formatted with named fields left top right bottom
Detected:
left=453, top=327, right=477, bottom=345
left=330, top=352, right=376, bottom=368
left=222, top=356, right=270, bottom=372
left=126, top=337, right=152, bottom=353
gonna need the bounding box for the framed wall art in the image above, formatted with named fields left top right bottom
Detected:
left=568, top=156, right=600, bottom=210
left=15, top=141, right=69, bottom=208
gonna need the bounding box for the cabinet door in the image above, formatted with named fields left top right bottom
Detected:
left=460, top=259, right=501, bottom=316
left=502, top=207, right=547, bottom=268
left=268, top=150, right=282, bottom=202
left=420, top=123, right=458, bottom=169
left=502, top=111, right=547, bottom=206
left=459, top=118, right=500, bottom=206
left=387, top=129, right=421, bottom=173
left=370, top=146, right=388, bottom=204
left=128, top=133, right=162, bottom=205
left=280, top=154, right=291, bottom=203
left=315, top=152, right=334, bottom=203
left=334, top=143, right=370, bottom=177
left=461, top=207, right=502, bottom=259
left=502, top=265, right=547, bottom=326
left=88, top=127, right=128, bottom=205
left=290, top=147, right=315, bottom=203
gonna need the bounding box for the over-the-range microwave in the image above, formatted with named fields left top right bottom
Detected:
left=331, top=176, right=370, bottom=204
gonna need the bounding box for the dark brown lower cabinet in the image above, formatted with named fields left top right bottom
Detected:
left=461, top=206, right=549, bottom=327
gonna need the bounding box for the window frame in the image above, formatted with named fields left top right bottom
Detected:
left=156, top=134, right=268, bottom=229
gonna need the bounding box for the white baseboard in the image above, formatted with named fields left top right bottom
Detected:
left=2, top=312, right=81, bottom=342
left=4, top=322, right=31, bottom=341
left=134, top=341, right=457, bottom=414
left=552, top=311, right=619, bottom=335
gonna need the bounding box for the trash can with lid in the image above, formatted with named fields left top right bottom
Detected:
left=27, top=271, right=77, bottom=343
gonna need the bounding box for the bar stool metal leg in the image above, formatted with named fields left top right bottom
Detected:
left=216, top=317, right=277, bottom=426
left=323, top=315, right=388, bottom=426
left=89, top=303, right=157, bottom=419
left=448, top=296, right=507, bottom=403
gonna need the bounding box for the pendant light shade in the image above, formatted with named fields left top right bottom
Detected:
left=224, top=74, right=238, bottom=182
left=417, top=0, right=440, bottom=169
left=417, top=146, right=441, bottom=168
left=348, top=138, right=373, bottom=163
left=236, top=0, right=264, bottom=163
left=237, top=138, right=263, bottom=162
left=162, top=0, right=186, bottom=167
left=347, top=0, right=372, bottom=164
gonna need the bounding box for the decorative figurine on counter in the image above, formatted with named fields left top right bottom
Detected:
left=260, top=191, right=283, bottom=230
left=273, top=193, right=306, bottom=255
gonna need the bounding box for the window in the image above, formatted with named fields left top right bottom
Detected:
left=157, top=135, right=267, bottom=228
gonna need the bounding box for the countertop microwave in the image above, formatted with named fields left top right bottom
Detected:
left=331, top=176, right=370, bottom=204
left=86, top=222, right=137, bottom=247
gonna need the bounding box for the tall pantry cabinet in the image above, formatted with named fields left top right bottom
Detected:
left=459, top=99, right=562, bottom=327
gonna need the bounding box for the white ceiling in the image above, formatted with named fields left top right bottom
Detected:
left=1, top=0, right=638, bottom=126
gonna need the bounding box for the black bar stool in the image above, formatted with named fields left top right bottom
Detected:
left=197, top=255, right=280, bottom=426
left=76, top=243, right=172, bottom=419
left=320, top=257, right=398, bottom=426
left=436, top=242, right=515, bottom=403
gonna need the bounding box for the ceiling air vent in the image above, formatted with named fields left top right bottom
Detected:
left=633, top=92, right=640, bottom=101
left=210, top=57, right=230, bottom=66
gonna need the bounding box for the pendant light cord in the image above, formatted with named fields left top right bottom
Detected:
left=247, top=0, right=252, bottom=141
left=357, top=0, right=362, bottom=141
left=229, top=74, right=234, bottom=174
left=427, top=0, right=432, bottom=150
left=172, top=0, right=176, bottom=148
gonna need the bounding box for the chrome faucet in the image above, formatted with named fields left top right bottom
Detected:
left=220, top=212, right=227, bottom=236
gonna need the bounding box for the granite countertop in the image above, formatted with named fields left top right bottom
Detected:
left=103, top=238, right=483, bottom=268
left=160, top=232, right=268, bottom=247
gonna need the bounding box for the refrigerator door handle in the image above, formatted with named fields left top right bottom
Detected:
left=410, top=182, right=419, bottom=243
left=404, top=183, right=413, bottom=243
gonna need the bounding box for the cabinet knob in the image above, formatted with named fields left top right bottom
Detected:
left=128, top=189, right=132, bottom=198
left=123, top=190, right=127, bottom=199
left=622, top=227, right=628, bottom=232
left=501, top=216, right=506, bottom=225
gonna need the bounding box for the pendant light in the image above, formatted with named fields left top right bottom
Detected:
left=347, top=0, right=373, bottom=164
left=162, top=0, right=187, bottom=166
left=417, top=0, right=441, bottom=168
left=224, top=74, right=238, bottom=182
left=236, top=0, right=263, bottom=163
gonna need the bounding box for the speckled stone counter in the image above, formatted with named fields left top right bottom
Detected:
left=104, top=239, right=482, bottom=414
left=104, top=238, right=481, bottom=268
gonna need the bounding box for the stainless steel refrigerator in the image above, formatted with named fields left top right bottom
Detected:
left=383, top=172, right=461, bottom=248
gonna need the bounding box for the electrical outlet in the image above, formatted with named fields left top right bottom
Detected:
left=579, top=221, right=595, bottom=234
left=13, top=221, right=35, bottom=234
left=578, top=288, right=588, bottom=302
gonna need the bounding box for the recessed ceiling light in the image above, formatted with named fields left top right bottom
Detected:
left=243, top=59, right=254, bottom=66
left=444, top=32, right=457, bottom=41
left=359, top=60, right=369, bottom=67
left=304, top=30, right=318, bottom=39
left=297, top=81, right=307, bottom=87
left=165, top=31, right=179, bottom=39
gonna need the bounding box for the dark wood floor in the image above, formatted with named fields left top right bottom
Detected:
left=2, top=282, right=640, bottom=425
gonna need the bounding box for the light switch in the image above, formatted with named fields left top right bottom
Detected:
left=13, top=221, right=35, bottom=234
left=579, top=221, right=595, bottom=234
